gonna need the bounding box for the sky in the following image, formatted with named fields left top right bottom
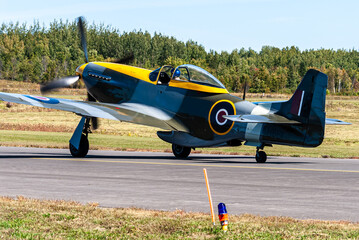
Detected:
left=0, top=0, right=358, bottom=52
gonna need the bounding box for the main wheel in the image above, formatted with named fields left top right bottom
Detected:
left=69, top=134, right=89, bottom=158
left=255, top=151, right=267, bottom=163
left=172, top=144, right=191, bottom=159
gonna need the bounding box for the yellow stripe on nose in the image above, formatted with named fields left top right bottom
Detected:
left=76, top=63, right=89, bottom=77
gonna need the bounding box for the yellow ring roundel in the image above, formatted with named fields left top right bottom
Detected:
left=208, top=100, right=236, bottom=135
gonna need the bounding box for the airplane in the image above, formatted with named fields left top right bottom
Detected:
left=0, top=17, right=350, bottom=163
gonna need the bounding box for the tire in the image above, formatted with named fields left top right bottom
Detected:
left=172, top=144, right=191, bottom=159
left=255, top=151, right=267, bottom=163
left=69, top=134, right=89, bottom=158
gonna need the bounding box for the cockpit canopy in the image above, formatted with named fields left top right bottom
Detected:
left=149, top=64, right=225, bottom=89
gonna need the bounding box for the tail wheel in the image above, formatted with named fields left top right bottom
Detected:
left=172, top=144, right=191, bottom=159
left=255, top=151, right=267, bottom=163
left=70, top=134, right=89, bottom=158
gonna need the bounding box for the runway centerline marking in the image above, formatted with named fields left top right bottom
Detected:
left=31, top=158, right=359, bottom=173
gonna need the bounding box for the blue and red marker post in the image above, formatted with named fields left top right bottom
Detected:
left=218, top=203, right=228, bottom=232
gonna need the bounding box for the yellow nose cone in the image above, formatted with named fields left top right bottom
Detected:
left=76, top=63, right=88, bottom=76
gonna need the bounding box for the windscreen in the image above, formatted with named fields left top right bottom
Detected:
left=182, top=64, right=225, bottom=88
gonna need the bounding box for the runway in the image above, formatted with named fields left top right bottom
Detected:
left=0, top=146, right=358, bottom=221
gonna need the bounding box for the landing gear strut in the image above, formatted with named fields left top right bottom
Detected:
left=172, top=144, right=191, bottom=159
left=255, top=147, right=267, bottom=163
left=69, top=117, right=91, bottom=158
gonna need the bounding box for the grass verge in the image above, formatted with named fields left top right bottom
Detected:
left=0, top=197, right=358, bottom=239
left=0, top=130, right=358, bottom=158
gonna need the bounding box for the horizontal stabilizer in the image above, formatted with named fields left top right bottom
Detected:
left=224, top=114, right=300, bottom=124
left=325, top=118, right=351, bottom=125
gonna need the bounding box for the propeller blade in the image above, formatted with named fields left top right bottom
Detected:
left=41, top=76, right=80, bottom=94
left=87, top=92, right=96, bottom=102
left=112, top=53, right=134, bottom=64
left=87, top=92, right=99, bottom=130
left=242, top=81, right=248, bottom=100
left=91, top=116, right=99, bottom=130
left=77, top=16, right=88, bottom=63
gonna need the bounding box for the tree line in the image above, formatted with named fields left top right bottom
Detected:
left=0, top=20, right=358, bottom=94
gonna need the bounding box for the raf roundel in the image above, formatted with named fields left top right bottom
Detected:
left=25, top=95, right=60, bottom=104
left=208, top=100, right=236, bottom=135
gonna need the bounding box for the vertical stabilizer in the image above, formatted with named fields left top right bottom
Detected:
left=281, top=69, right=328, bottom=146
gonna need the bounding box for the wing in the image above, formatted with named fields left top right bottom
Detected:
left=0, top=92, right=176, bottom=130
left=224, top=114, right=300, bottom=124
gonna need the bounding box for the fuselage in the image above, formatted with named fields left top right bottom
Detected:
left=76, top=62, right=323, bottom=149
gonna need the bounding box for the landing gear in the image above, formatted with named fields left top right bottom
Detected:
left=172, top=144, right=191, bottom=158
left=255, top=149, right=267, bottom=163
left=69, top=134, right=89, bottom=157
left=69, top=117, right=91, bottom=158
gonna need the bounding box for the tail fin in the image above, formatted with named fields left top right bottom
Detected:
left=280, top=69, right=328, bottom=146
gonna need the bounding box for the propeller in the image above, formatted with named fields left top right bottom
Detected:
left=79, top=16, right=99, bottom=130
left=40, top=76, right=80, bottom=94
left=41, top=17, right=136, bottom=129
left=41, top=16, right=88, bottom=93
left=77, top=16, right=88, bottom=63
left=242, top=80, right=248, bottom=100
left=41, top=16, right=99, bottom=130
left=112, top=53, right=135, bottom=64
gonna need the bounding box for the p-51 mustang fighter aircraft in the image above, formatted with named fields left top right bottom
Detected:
left=0, top=17, right=350, bottom=163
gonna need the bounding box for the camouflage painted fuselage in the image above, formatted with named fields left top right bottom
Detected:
left=78, top=62, right=327, bottom=149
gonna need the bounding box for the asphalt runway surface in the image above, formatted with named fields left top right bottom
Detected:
left=0, top=146, right=358, bottom=221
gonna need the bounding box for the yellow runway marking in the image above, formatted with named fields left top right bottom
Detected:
left=32, top=158, right=359, bottom=173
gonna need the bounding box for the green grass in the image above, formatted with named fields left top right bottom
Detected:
left=0, top=197, right=358, bottom=239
